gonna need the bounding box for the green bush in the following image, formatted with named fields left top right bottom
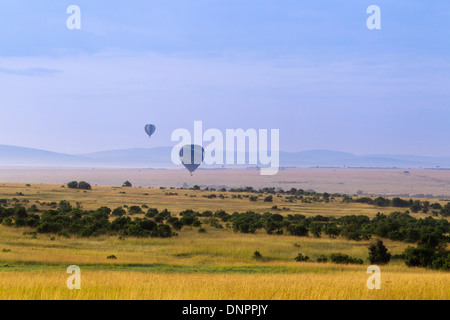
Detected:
left=403, top=246, right=435, bottom=267
left=253, top=251, right=262, bottom=259
left=78, top=181, right=92, bottom=190
left=440, top=203, right=450, bottom=217
left=295, top=253, right=310, bottom=262
left=200, top=210, right=213, bottom=217
left=112, top=207, right=126, bottom=217
left=431, top=256, right=450, bottom=270
left=330, top=253, right=363, bottom=265
left=368, top=239, right=391, bottom=265
left=145, top=208, right=159, bottom=218
left=372, top=196, right=390, bottom=207
left=128, top=206, right=143, bottom=215
left=172, top=220, right=183, bottom=231
left=152, top=224, right=173, bottom=238
left=67, top=181, right=78, bottom=189
left=287, top=224, right=308, bottom=237
left=180, top=214, right=196, bottom=226
left=324, top=224, right=340, bottom=238
left=36, top=222, right=63, bottom=233
left=310, top=222, right=323, bottom=238
left=214, top=210, right=230, bottom=222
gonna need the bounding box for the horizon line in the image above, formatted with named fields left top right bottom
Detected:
left=1, top=143, right=450, bottom=159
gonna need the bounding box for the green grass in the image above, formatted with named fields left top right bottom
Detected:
left=0, top=183, right=442, bottom=271
left=0, top=182, right=448, bottom=299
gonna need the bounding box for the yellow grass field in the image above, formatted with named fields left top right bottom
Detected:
left=0, top=268, right=448, bottom=300
left=0, top=181, right=448, bottom=300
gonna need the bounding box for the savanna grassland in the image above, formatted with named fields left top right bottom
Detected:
left=0, top=180, right=449, bottom=300
left=1, top=167, right=450, bottom=196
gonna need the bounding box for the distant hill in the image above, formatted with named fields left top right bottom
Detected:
left=0, top=145, right=96, bottom=166
left=279, top=150, right=450, bottom=168
left=1, top=144, right=450, bottom=168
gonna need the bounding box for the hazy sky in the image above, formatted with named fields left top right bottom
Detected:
left=0, top=0, right=449, bottom=155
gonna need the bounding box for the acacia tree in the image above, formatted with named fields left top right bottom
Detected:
left=310, top=222, right=323, bottom=238
left=112, top=207, right=126, bottom=217
left=67, top=181, right=78, bottom=189
left=78, top=181, right=92, bottom=190
left=122, top=181, right=132, bottom=187
left=368, top=239, right=391, bottom=264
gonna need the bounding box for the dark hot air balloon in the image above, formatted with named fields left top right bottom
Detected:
left=179, top=144, right=204, bottom=176
left=144, top=124, right=156, bottom=138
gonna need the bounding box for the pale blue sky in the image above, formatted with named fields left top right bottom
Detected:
left=0, top=0, right=449, bottom=155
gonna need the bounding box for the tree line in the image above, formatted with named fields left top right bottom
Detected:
left=189, top=185, right=450, bottom=217
left=0, top=202, right=204, bottom=238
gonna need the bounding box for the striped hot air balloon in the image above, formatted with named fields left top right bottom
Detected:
left=179, top=144, right=205, bottom=176
left=144, top=124, right=156, bottom=138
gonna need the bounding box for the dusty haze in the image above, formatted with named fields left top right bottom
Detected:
left=0, top=167, right=449, bottom=197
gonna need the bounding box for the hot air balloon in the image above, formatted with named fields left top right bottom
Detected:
left=179, top=144, right=204, bottom=176
left=144, top=124, right=156, bottom=138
